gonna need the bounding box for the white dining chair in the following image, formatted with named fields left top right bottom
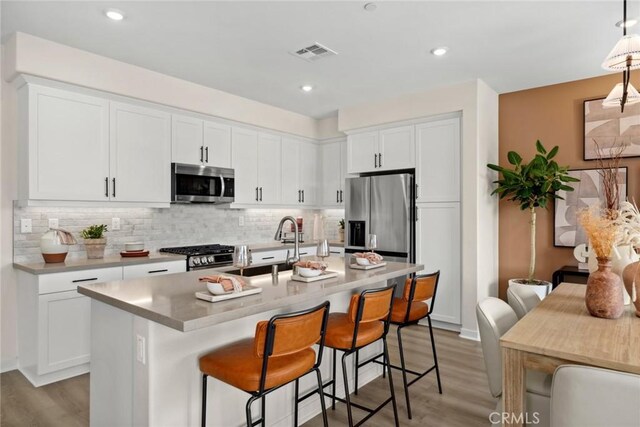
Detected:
left=476, top=297, right=551, bottom=426
left=507, top=285, right=541, bottom=319
left=550, top=365, right=640, bottom=427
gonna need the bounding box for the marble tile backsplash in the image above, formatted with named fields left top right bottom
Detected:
left=13, top=203, right=345, bottom=263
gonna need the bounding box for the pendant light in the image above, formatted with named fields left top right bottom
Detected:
left=603, top=0, right=640, bottom=111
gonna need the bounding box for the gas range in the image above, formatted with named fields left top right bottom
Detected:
left=159, top=244, right=235, bottom=271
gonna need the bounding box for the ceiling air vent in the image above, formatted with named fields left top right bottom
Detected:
left=290, top=43, right=338, bottom=62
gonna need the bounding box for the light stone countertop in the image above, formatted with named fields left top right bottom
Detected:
left=13, top=253, right=186, bottom=275
left=77, top=257, right=422, bottom=332
left=248, top=240, right=344, bottom=252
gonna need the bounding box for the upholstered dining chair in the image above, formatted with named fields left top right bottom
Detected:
left=507, top=285, right=541, bottom=319
left=476, top=297, right=551, bottom=427
left=550, top=365, right=640, bottom=427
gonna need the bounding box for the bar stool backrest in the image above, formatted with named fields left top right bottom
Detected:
left=403, top=271, right=440, bottom=307
left=346, top=285, right=396, bottom=350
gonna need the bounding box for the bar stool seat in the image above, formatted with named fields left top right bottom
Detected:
left=390, top=299, right=428, bottom=323
left=325, top=313, right=384, bottom=350
left=199, top=338, right=316, bottom=392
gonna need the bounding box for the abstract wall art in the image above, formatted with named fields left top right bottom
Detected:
left=584, top=98, right=640, bottom=160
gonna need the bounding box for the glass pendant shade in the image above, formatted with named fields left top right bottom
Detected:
left=602, top=34, right=640, bottom=70
left=602, top=82, right=640, bottom=108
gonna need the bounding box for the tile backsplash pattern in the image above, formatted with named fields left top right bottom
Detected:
left=13, top=204, right=345, bottom=264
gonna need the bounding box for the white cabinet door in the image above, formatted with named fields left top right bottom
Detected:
left=379, top=125, right=415, bottom=171
left=347, top=132, right=378, bottom=174
left=37, top=290, right=91, bottom=375
left=122, top=260, right=186, bottom=280
left=232, top=127, right=259, bottom=204
left=110, top=102, right=171, bottom=203
left=281, top=137, right=301, bottom=205
left=204, top=121, right=232, bottom=168
left=257, top=133, right=281, bottom=204
left=416, top=118, right=461, bottom=202
left=27, top=86, right=110, bottom=201
left=321, top=141, right=342, bottom=207
left=416, top=203, right=461, bottom=324
left=300, top=142, right=318, bottom=205
left=172, top=114, right=203, bottom=165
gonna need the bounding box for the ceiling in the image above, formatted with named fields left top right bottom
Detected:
left=0, top=1, right=629, bottom=118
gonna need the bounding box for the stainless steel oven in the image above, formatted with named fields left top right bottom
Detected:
left=171, top=163, right=234, bottom=203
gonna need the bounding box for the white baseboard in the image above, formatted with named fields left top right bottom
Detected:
left=1, top=358, right=17, bottom=373
left=459, top=328, right=480, bottom=341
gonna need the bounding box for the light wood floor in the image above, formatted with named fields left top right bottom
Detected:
left=0, top=327, right=496, bottom=426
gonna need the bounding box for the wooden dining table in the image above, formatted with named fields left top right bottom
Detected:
left=500, top=282, right=640, bottom=427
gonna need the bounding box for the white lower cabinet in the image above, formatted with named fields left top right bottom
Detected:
left=122, top=260, right=186, bottom=280
left=415, top=203, right=461, bottom=325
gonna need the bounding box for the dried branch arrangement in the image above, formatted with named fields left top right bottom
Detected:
left=579, top=206, right=621, bottom=259
left=612, top=200, right=640, bottom=247
left=593, top=139, right=625, bottom=214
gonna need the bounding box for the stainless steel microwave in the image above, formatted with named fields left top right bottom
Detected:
left=171, top=163, right=235, bottom=203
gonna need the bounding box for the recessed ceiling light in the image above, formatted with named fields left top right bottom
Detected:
left=301, top=85, right=314, bottom=92
left=431, top=47, right=448, bottom=56
left=364, top=3, right=377, bottom=12
left=105, top=9, right=125, bottom=21
left=616, top=18, right=638, bottom=28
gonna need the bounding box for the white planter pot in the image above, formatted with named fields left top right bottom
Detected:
left=508, top=279, right=552, bottom=300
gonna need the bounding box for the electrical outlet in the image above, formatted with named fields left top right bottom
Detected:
left=238, top=216, right=245, bottom=226
left=48, top=218, right=59, bottom=229
left=20, top=219, right=32, bottom=233
left=136, top=335, right=146, bottom=365
left=112, top=217, right=121, bottom=231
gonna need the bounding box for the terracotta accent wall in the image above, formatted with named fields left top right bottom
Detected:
left=498, top=74, right=640, bottom=298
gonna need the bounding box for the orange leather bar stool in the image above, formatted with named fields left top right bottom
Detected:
left=199, top=301, right=330, bottom=427
left=359, top=271, right=442, bottom=419
left=316, top=285, right=399, bottom=427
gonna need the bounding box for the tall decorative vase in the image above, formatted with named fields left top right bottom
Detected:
left=611, top=244, right=638, bottom=305
left=586, top=257, right=624, bottom=319
left=622, top=261, right=640, bottom=317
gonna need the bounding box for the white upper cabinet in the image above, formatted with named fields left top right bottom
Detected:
left=23, top=85, right=110, bottom=201
left=281, top=137, right=301, bottom=205
left=257, top=133, right=282, bottom=204
left=300, top=142, right=318, bottom=205
left=416, top=118, right=460, bottom=202
left=109, top=102, right=171, bottom=203
left=171, top=114, right=203, bottom=165
left=321, top=140, right=347, bottom=207
left=203, top=121, right=232, bottom=168
left=347, top=125, right=414, bottom=174
left=378, top=125, right=415, bottom=171
left=231, top=127, right=259, bottom=204
left=172, top=115, right=232, bottom=168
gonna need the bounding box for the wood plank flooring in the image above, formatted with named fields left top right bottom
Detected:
left=0, top=327, right=496, bottom=426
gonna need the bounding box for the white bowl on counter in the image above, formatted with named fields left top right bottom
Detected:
left=297, top=267, right=323, bottom=278
left=125, top=242, right=145, bottom=252
left=206, top=282, right=231, bottom=295
left=355, top=257, right=371, bottom=266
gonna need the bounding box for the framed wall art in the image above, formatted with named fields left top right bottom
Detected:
left=554, top=167, right=628, bottom=248
left=583, top=97, right=640, bottom=160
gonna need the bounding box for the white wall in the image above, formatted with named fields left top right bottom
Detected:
left=338, top=80, right=500, bottom=339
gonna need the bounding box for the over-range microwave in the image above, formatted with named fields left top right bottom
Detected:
left=171, top=163, right=235, bottom=203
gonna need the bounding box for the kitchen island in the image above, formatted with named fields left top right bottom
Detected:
left=78, top=256, right=423, bottom=427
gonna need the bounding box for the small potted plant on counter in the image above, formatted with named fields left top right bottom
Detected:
left=82, top=224, right=108, bottom=259
left=338, top=219, right=345, bottom=242
left=487, top=140, right=579, bottom=298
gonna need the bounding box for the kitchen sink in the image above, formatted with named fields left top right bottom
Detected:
left=225, top=262, right=294, bottom=277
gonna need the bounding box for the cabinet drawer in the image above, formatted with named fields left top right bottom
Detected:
left=251, top=250, right=287, bottom=266
left=298, top=247, right=317, bottom=257
left=329, top=247, right=345, bottom=256
left=122, top=260, right=186, bottom=280
left=38, top=267, right=122, bottom=295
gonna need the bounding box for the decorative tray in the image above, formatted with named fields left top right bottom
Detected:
left=349, top=262, right=387, bottom=270
left=120, top=250, right=150, bottom=257
left=290, top=271, right=338, bottom=283
left=195, top=286, right=262, bottom=303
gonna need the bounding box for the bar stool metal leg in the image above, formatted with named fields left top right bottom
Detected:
left=383, top=337, right=400, bottom=427
left=294, top=378, right=300, bottom=426
left=201, top=374, right=208, bottom=427
left=397, top=325, right=412, bottom=418
left=246, top=395, right=258, bottom=427
left=260, top=396, right=266, bottom=427
left=341, top=351, right=355, bottom=427
left=315, top=368, right=329, bottom=427
left=428, top=316, right=443, bottom=394
left=332, top=348, right=337, bottom=410
left=354, top=349, right=359, bottom=395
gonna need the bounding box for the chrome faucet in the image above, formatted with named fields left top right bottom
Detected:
left=274, top=216, right=300, bottom=266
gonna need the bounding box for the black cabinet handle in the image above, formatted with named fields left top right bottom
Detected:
left=105, top=177, right=109, bottom=197
left=337, top=190, right=339, bottom=203
left=302, top=190, right=305, bottom=203
left=298, top=190, right=301, bottom=203
left=415, top=206, right=419, bottom=221
left=200, top=146, right=204, bottom=163
left=255, top=187, right=259, bottom=202
left=259, top=187, right=263, bottom=201
left=261, top=256, right=275, bottom=260
left=148, top=269, right=168, bottom=274
left=416, top=184, right=419, bottom=199
left=112, top=178, right=116, bottom=198
left=205, top=146, right=209, bottom=163
left=72, top=277, right=98, bottom=283
left=379, top=152, right=382, bottom=167
left=300, top=252, right=308, bottom=255
left=374, top=153, right=378, bottom=168
left=340, top=190, right=343, bottom=203
left=330, top=251, right=341, bottom=254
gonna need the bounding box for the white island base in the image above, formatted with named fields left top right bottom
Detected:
left=90, top=291, right=383, bottom=427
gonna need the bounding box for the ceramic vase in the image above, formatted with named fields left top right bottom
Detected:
left=40, top=229, right=69, bottom=263
left=586, top=257, right=624, bottom=319
left=84, top=238, right=107, bottom=259
left=622, top=261, right=640, bottom=317
left=338, top=228, right=344, bottom=242
left=611, top=244, right=638, bottom=305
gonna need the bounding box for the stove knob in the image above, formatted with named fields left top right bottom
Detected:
left=192, top=257, right=201, bottom=266
left=207, top=256, right=215, bottom=263
left=200, top=256, right=209, bottom=265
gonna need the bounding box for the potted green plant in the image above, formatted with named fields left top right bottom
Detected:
left=338, top=219, right=345, bottom=243
left=487, top=140, right=579, bottom=298
left=81, top=224, right=108, bottom=259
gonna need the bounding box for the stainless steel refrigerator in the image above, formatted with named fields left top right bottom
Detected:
left=344, top=173, right=415, bottom=265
